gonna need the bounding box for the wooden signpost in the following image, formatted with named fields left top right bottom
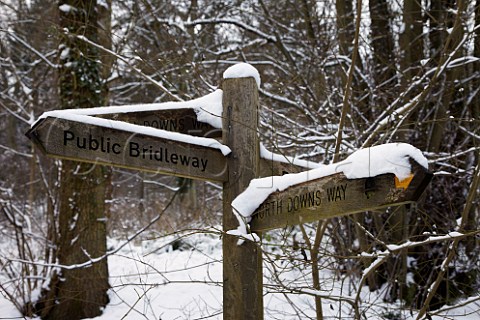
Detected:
left=26, top=66, right=432, bottom=320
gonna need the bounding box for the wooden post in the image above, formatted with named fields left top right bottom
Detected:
left=222, top=77, right=263, bottom=319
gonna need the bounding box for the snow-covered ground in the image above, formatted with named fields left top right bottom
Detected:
left=99, top=233, right=223, bottom=320
left=1, top=229, right=479, bottom=319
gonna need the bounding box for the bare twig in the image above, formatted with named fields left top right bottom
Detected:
left=333, top=0, right=362, bottom=162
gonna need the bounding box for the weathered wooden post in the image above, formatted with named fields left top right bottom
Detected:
left=222, top=76, right=263, bottom=319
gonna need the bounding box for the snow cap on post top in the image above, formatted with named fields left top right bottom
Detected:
left=223, top=63, right=261, bottom=89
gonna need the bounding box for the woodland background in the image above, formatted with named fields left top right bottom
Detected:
left=0, top=0, right=479, bottom=319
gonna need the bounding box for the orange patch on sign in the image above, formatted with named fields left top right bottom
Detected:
left=395, top=173, right=414, bottom=189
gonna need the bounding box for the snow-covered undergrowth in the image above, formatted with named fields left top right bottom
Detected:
left=101, top=231, right=224, bottom=319
left=1, top=228, right=479, bottom=319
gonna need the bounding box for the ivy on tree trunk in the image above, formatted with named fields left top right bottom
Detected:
left=36, top=1, right=111, bottom=319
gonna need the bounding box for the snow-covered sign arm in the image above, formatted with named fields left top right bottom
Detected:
left=232, top=143, right=433, bottom=233
left=26, top=89, right=230, bottom=182
left=35, top=90, right=224, bottom=138
left=26, top=113, right=230, bottom=182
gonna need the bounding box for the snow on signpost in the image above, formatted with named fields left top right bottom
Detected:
left=231, top=143, right=433, bottom=234
left=26, top=91, right=230, bottom=182
left=25, top=62, right=434, bottom=320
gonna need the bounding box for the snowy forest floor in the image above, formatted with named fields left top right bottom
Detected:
left=1, top=230, right=479, bottom=320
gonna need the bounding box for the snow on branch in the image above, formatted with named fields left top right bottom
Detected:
left=362, top=27, right=475, bottom=147
left=6, top=30, right=58, bottom=69
left=260, top=143, right=321, bottom=170
left=73, top=32, right=183, bottom=102
left=385, top=231, right=476, bottom=252
left=184, top=18, right=277, bottom=43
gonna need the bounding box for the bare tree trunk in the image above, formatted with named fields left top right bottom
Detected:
left=362, top=2, right=397, bottom=291
left=37, top=1, right=111, bottom=319
left=46, top=163, right=110, bottom=320
left=427, top=0, right=465, bottom=153
left=382, top=0, right=425, bottom=303
left=336, top=0, right=354, bottom=57
left=335, top=0, right=379, bottom=294
left=400, top=0, right=424, bottom=83
left=469, top=0, right=480, bottom=239
left=369, top=0, right=396, bottom=104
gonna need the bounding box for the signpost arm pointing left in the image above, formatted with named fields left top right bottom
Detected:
left=26, top=114, right=229, bottom=182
